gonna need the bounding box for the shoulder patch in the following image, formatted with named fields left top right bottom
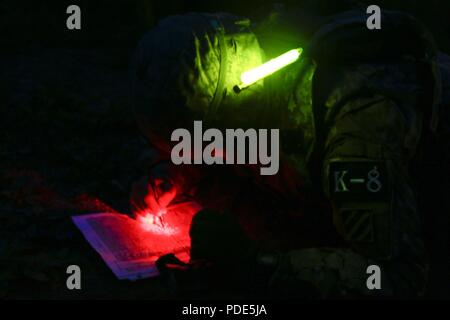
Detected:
left=340, top=208, right=374, bottom=243
left=329, top=161, right=388, bottom=201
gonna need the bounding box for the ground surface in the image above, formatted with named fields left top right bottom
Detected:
left=0, top=47, right=169, bottom=299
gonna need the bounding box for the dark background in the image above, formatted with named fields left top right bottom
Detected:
left=0, top=0, right=449, bottom=299
left=2, top=1, right=450, bottom=52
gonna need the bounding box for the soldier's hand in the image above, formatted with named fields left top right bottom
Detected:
left=130, top=173, right=177, bottom=219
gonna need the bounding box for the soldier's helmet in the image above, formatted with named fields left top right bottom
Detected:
left=131, top=12, right=266, bottom=151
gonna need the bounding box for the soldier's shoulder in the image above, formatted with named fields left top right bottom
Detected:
left=308, top=10, right=436, bottom=65
left=308, top=10, right=440, bottom=117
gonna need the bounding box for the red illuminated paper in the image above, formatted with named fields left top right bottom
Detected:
left=72, top=201, right=201, bottom=280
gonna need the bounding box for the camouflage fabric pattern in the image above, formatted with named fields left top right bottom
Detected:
left=265, top=11, right=445, bottom=298
left=131, top=10, right=450, bottom=298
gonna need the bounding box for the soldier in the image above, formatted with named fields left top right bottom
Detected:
left=130, top=3, right=450, bottom=298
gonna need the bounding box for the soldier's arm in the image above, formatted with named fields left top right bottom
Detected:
left=265, top=95, right=428, bottom=298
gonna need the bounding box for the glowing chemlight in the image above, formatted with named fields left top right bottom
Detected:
left=239, top=48, right=303, bottom=88
left=135, top=202, right=200, bottom=238
left=140, top=213, right=155, bottom=227
left=138, top=213, right=176, bottom=235
left=138, top=209, right=176, bottom=235
left=156, top=209, right=167, bottom=217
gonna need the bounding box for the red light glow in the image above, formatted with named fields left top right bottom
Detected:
left=78, top=201, right=202, bottom=267
left=138, top=211, right=177, bottom=236
left=130, top=201, right=201, bottom=262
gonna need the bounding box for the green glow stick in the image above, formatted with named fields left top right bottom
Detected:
left=234, top=48, right=303, bottom=93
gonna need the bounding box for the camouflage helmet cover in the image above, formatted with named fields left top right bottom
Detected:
left=131, top=12, right=265, bottom=147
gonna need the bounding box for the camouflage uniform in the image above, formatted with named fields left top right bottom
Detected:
left=258, top=10, right=450, bottom=298
left=131, top=9, right=450, bottom=298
